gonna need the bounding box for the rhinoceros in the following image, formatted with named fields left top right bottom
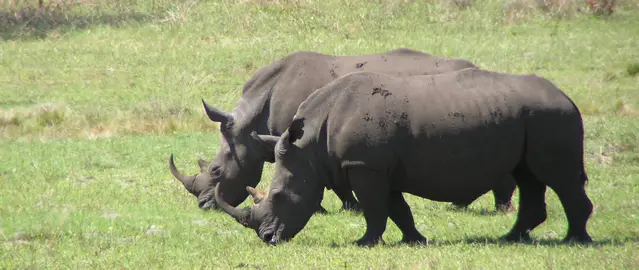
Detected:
left=168, top=48, right=516, bottom=213
left=215, top=68, right=594, bottom=246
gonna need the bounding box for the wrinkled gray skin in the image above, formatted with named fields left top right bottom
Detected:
left=169, top=48, right=516, bottom=213
left=216, top=69, right=594, bottom=246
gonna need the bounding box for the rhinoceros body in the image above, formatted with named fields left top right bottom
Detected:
left=170, top=48, right=515, bottom=213
left=215, top=68, right=593, bottom=246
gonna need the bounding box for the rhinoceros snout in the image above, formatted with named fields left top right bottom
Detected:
left=198, top=200, right=217, bottom=210
left=263, top=232, right=276, bottom=245
left=268, top=238, right=278, bottom=246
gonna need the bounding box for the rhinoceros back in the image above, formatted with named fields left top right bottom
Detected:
left=309, top=69, right=579, bottom=202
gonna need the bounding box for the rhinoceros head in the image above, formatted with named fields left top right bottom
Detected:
left=215, top=121, right=325, bottom=245
left=168, top=154, right=217, bottom=208
left=168, top=99, right=275, bottom=210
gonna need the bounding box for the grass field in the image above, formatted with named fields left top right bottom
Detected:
left=1, top=0, right=638, bottom=268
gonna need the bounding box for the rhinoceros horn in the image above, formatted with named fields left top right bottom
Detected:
left=202, top=99, right=233, bottom=124
left=215, top=184, right=251, bottom=227
left=168, top=154, right=196, bottom=191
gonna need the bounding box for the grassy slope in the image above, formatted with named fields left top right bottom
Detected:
left=1, top=1, right=638, bottom=268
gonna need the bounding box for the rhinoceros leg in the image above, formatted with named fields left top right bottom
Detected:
left=492, top=175, right=517, bottom=212
left=347, top=167, right=389, bottom=247
left=389, top=191, right=428, bottom=245
left=553, top=186, right=593, bottom=243
left=503, top=164, right=547, bottom=242
left=332, top=182, right=362, bottom=213
left=513, top=119, right=593, bottom=244
left=529, top=159, right=593, bottom=243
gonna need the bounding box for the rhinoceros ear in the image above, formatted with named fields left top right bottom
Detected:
left=202, top=99, right=233, bottom=124
left=250, top=131, right=279, bottom=163
left=246, top=186, right=267, bottom=204
left=197, top=158, right=210, bottom=172
left=287, top=118, right=305, bottom=145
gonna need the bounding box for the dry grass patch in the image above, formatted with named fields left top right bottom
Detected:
left=627, top=62, right=639, bottom=77
left=501, top=0, right=584, bottom=22
left=0, top=0, right=173, bottom=40
left=584, top=0, right=616, bottom=15
left=0, top=103, right=68, bottom=129
left=0, top=103, right=216, bottom=140
left=157, top=0, right=198, bottom=25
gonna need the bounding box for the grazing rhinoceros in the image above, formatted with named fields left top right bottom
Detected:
left=168, top=48, right=516, bottom=213
left=215, top=68, right=594, bottom=246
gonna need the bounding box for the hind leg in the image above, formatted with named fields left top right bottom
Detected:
left=526, top=153, right=593, bottom=242
left=492, top=175, right=517, bottom=212
left=523, top=112, right=593, bottom=243
left=525, top=144, right=593, bottom=242
left=553, top=185, right=593, bottom=243
left=503, top=164, right=547, bottom=242
left=388, top=191, right=428, bottom=245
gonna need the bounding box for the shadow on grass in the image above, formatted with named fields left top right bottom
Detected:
left=323, top=236, right=639, bottom=248
left=445, top=205, right=515, bottom=216
left=0, top=5, right=154, bottom=41
left=383, top=236, right=639, bottom=248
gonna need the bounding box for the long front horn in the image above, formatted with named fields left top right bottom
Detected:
left=168, top=154, right=196, bottom=190
left=215, top=184, right=251, bottom=227
left=202, top=99, right=233, bottom=123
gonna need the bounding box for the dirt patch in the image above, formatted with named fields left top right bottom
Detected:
left=372, top=87, right=392, bottom=97
left=145, top=224, right=167, bottom=236
left=355, top=61, right=367, bottom=68
left=362, top=113, right=374, bottom=122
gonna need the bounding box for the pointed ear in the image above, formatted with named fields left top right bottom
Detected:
left=246, top=186, right=267, bottom=204
left=197, top=158, right=209, bottom=171
left=287, top=118, right=305, bottom=144
left=202, top=99, right=233, bottom=124
left=250, top=131, right=280, bottom=163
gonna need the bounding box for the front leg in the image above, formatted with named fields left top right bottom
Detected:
left=492, top=174, right=517, bottom=212
left=347, top=167, right=390, bottom=247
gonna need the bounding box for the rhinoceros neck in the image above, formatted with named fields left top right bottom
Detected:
left=231, top=56, right=290, bottom=136
left=231, top=91, right=272, bottom=136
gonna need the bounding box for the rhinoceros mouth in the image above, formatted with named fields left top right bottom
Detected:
left=262, top=231, right=275, bottom=244
left=198, top=199, right=218, bottom=210
left=262, top=223, right=290, bottom=245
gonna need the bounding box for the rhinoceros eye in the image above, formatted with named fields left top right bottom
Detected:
left=210, top=165, right=223, bottom=177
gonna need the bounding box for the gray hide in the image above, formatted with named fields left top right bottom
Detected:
left=169, top=48, right=515, bottom=212
left=216, top=69, right=593, bottom=246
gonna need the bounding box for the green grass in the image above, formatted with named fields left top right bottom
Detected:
left=1, top=0, right=638, bottom=268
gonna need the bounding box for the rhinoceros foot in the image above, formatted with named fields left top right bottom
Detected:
left=354, top=236, right=385, bottom=247
left=400, top=235, right=429, bottom=246
left=562, top=234, right=593, bottom=244
left=501, top=230, right=532, bottom=243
